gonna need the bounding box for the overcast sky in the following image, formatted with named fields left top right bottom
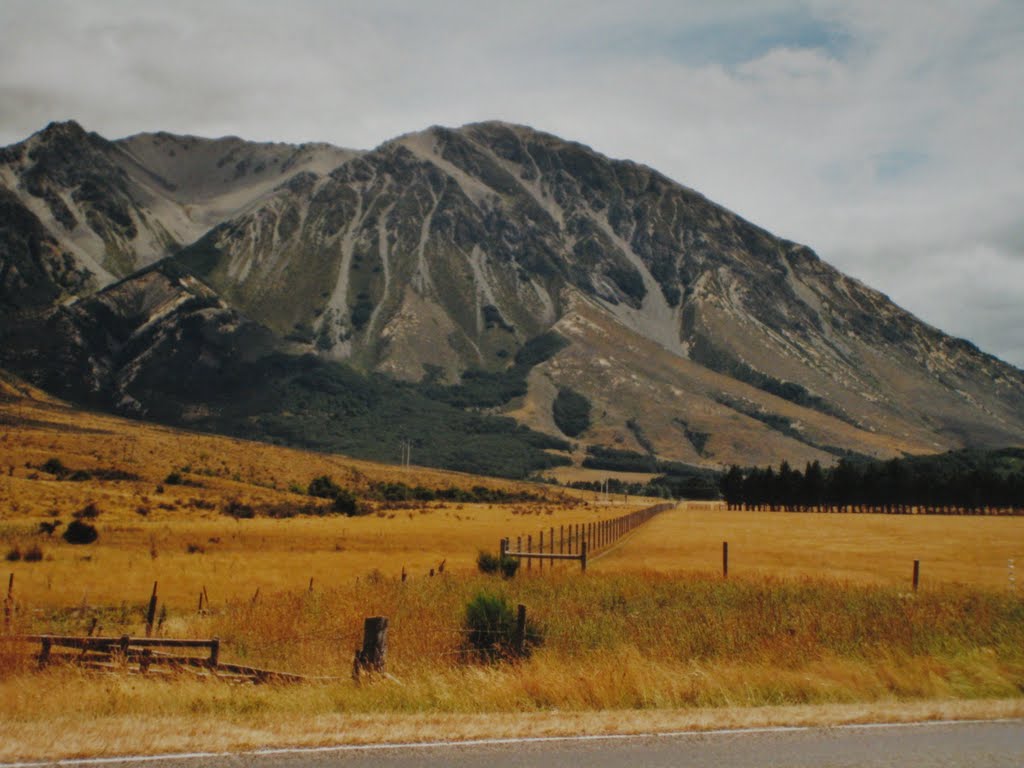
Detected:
left=1, top=0, right=1022, bottom=366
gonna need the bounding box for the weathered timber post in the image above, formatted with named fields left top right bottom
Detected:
left=560, top=525, right=564, bottom=556
left=4, top=573, right=12, bottom=632
left=209, top=637, right=220, bottom=668
left=581, top=540, right=588, bottom=572
left=119, top=634, right=130, bottom=665
left=527, top=535, right=533, bottom=572
left=39, top=635, right=52, bottom=667
left=539, top=531, right=544, bottom=573
left=513, top=603, right=527, bottom=657
left=353, top=616, right=389, bottom=681
left=723, top=542, right=729, bottom=579
left=550, top=527, right=554, bottom=567
left=913, top=560, right=920, bottom=591
left=145, top=581, right=158, bottom=637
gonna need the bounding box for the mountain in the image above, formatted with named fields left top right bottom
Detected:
left=1, top=120, right=1022, bottom=477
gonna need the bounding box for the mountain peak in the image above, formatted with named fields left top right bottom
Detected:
left=35, top=119, right=89, bottom=143
left=3, top=119, right=1023, bottom=473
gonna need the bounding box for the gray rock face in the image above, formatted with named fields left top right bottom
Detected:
left=2, top=120, right=1023, bottom=469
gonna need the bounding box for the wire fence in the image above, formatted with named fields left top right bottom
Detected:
left=501, top=502, right=675, bottom=572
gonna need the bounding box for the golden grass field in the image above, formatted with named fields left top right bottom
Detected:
left=0, top=391, right=1022, bottom=762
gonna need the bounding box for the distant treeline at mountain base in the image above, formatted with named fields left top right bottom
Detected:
left=720, top=448, right=1024, bottom=514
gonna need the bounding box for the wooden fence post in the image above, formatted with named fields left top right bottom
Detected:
left=550, top=527, right=554, bottom=567
left=527, top=535, right=533, bottom=572
left=539, top=531, right=544, bottom=573
left=355, top=616, right=388, bottom=677
left=913, top=560, right=920, bottom=591
left=581, top=540, right=588, bottom=573
left=39, top=636, right=52, bottom=667
left=4, top=573, right=12, bottom=632
left=145, top=582, right=158, bottom=637
left=209, top=637, right=220, bottom=668
left=723, top=542, right=729, bottom=579
left=513, top=604, right=527, bottom=657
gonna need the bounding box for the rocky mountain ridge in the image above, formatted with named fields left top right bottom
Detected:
left=1, top=119, right=1022, bottom=474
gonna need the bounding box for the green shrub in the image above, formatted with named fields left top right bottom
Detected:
left=72, top=502, right=101, bottom=519
left=499, top=555, right=520, bottom=579
left=164, top=471, right=183, bottom=485
left=477, top=551, right=500, bottom=574
left=463, top=591, right=517, bottom=661
left=308, top=475, right=341, bottom=499
left=41, top=457, right=67, bottom=476
left=222, top=499, right=255, bottom=519
left=63, top=520, right=98, bottom=545
left=332, top=489, right=362, bottom=516
left=5, top=547, right=21, bottom=562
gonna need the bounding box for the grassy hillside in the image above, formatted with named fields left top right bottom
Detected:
left=1, top=392, right=1022, bottom=762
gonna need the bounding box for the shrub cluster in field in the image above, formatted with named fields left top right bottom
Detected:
left=218, top=474, right=561, bottom=520
left=476, top=550, right=520, bottom=579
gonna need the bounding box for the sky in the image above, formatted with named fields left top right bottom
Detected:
left=1, top=0, right=1022, bottom=367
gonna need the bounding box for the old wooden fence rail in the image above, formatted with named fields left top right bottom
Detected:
left=501, top=502, right=675, bottom=572
left=4, top=634, right=303, bottom=683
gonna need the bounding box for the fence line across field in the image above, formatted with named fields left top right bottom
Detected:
left=500, top=502, right=675, bottom=573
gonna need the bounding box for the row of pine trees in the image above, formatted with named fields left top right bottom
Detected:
left=719, top=453, right=1024, bottom=515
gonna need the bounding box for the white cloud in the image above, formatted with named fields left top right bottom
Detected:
left=0, top=0, right=1022, bottom=365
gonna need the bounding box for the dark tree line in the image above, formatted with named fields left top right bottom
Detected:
left=720, top=449, right=1024, bottom=515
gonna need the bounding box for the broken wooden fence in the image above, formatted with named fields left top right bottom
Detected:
left=8, top=634, right=303, bottom=683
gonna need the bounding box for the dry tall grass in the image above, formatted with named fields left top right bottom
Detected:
left=2, top=571, right=1023, bottom=761
left=2, top=393, right=1023, bottom=763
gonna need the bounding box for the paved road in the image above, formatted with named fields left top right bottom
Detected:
left=17, top=720, right=1024, bottom=768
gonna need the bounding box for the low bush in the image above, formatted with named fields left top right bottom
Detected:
left=463, top=591, right=517, bottom=661
left=477, top=551, right=520, bottom=578
left=63, top=520, right=98, bottom=545
left=308, top=475, right=341, bottom=499
left=223, top=499, right=255, bottom=519
left=499, top=555, right=520, bottom=579
left=72, top=502, right=101, bottom=519
left=476, top=550, right=500, bottom=574
left=41, top=457, right=67, bottom=476
left=332, top=489, right=362, bottom=516
left=23, top=544, right=43, bottom=562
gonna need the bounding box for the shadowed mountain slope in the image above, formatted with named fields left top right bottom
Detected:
left=2, top=120, right=1022, bottom=473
